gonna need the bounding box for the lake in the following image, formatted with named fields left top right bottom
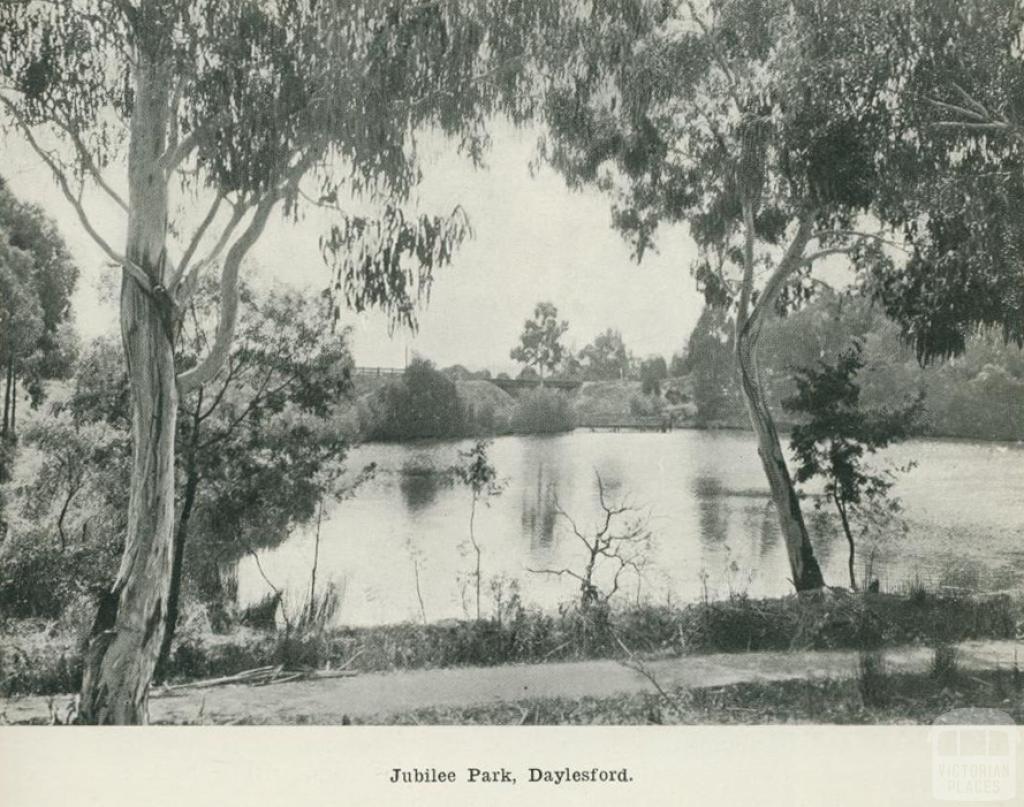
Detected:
left=236, top=430, right=1024, bottom=626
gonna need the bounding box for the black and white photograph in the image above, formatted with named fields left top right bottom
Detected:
left=0, top=0, right=1022, bottom=799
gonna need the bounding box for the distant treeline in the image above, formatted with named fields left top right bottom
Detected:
left=357, top=358, right=575, bottom=441
left=355, top=291, right=1023, bottom=444
left=682, top=291, right=1024, bottom=442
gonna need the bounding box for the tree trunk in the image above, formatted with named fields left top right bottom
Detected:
left=79, top=56, right=176, bottom=725
left=735, top=337, right=824, bottom=591
left=469, top=495, right=481, bottom=620
left=833, top=494, right=857, bottom=591
left=734, top=204, right=824, bottom=593
left=156, top=460, right=199, bottom=678
left=9, top=373, right=15, bottom=437
left=156, top=391, right=204, bottom=678
left=2, top=358, right=11, bottom=437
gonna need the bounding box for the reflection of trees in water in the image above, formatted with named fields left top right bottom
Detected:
left=693, top=474, right=729, bottom=553
left=753, top=499, right=837, bottom=570
left=518, top=437, right=573, bottom=550
left=183, top=504, right=302, bottom=631
left=805, top=504, right=836, bottom=567
left=594, top=456, right=625, bottom=499
left=758, top=503, right=779, bottom=563
left=182, top=539, right=240, bottom=631
left=924, top=554, right=1022, bottom=593
left=521, top=459, right=559, bottom=548
left=399, top=467, right=445, bottom=513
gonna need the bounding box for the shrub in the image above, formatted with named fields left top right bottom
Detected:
left=629, top=394, right=663, bottom=417
left=4, top=590, right=1021, bottom=697
left=639, top=356, right=667, bottom=395
left=511, top=388, right=575, bottom=434
left=370, top=358, right=466, bottom=440
left=0, top=526, right=118, bottom=619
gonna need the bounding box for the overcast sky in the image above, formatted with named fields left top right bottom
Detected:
left=4, top=119, right=705, bottom=374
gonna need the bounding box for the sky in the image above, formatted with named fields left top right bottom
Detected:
left=3, top=119, right=706, bottom=375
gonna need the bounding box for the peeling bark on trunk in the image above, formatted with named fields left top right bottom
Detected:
left=3, top=358, right=12, bottom=437
left=734, top=203, right=824, bottom=593
left=156, top=392, right=204, bottom=679
left=79, top=57, right=177, bottom=725
left=735, top=334, right=824, bottom=591
left=156, top=462, right=198, bottom=678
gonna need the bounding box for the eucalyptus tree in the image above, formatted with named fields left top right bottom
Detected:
left=0, top=0, right=560, bottom=723
left=510, top=301, right=569, bottom=380
left=539, top=0, right=920, bottom=590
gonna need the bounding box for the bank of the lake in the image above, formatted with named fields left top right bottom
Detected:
left=235, top=430, right=1024, bottom=628
left=3, top=589, right=1021, bottom=698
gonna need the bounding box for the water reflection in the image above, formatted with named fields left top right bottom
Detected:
left=805, top=504, right=836, bottom=567
left=757, top=504, right=779, bottom=562
left=399, top=465, right=446, bottom=513
left=521, top=461, right=559, bottom=548
left=235, top=432, right=1024, bottom=627
left=693, top=474, right=729, bottom=552
left=519, top=437, right=567, bottom=549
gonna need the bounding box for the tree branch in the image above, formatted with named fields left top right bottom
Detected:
left=810, top=230, right=910, bottom=254
left=742, top=213, right=816, bottom=344
left=931, top=120, right=1019, bottom=133
left=159, top=109, right=234, bottom=175
left=173, top=199, right=248, bottom=305
left=168, top=192, right=223, bottom=290
left=800, top=247, right=855, bottom=265
left=175, top=191, right=280, bottom=396
left=684, top=0, right=743, bottom=111
left=525, top=567, right=587, bottom=585
left=924, top=97, right=990, bottom=122
left=951, top=82, right=995, bottom=119
left=552, top=498, right=594, bottom=553
left=736, top=197, right=758, bottom=330
left=1, top=96, right=150, bottom=293
left=160, top=129, right=199, bottom=175
left=174, top=144, right=315, bottom=396
left=51, top=118, right=128, bottom=212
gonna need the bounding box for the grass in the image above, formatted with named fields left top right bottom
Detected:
left=353, top=661, right=1024, bottom=726
left=3, top=589, right=1021, bottom=697
left=129, top=657, right=1024, bottom=726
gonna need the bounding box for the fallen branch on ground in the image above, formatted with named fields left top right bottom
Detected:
left=157, top=664, right=360, bottom=693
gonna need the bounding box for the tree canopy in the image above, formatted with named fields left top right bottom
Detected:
left=510, top=301, right=569, bottom=379
left=578, top=328, right=631, bottom=381
left=0, top=0, right=569, bottom=338
left=0, top=178, right=78, bottom=437
left=535, top=0, right=1024, bottom=591
left=861, top=0, right=1024, bottom=361
left=537, top=0, right=921, bottom=590
left=0, top=0, right=569, bottom=722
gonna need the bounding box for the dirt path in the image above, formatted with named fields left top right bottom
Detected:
left=4, top=640, right=1020, bottom=725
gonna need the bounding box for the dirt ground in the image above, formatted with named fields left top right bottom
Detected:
left=3, top=639, right=1020, bottom=725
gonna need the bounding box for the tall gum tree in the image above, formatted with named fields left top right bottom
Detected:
left=538, top=0, right=919, bottom=590
left=0, top=0, right=562, bottom=724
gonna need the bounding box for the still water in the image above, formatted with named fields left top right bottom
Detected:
left=237, top=430, right=1024, bottom=626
